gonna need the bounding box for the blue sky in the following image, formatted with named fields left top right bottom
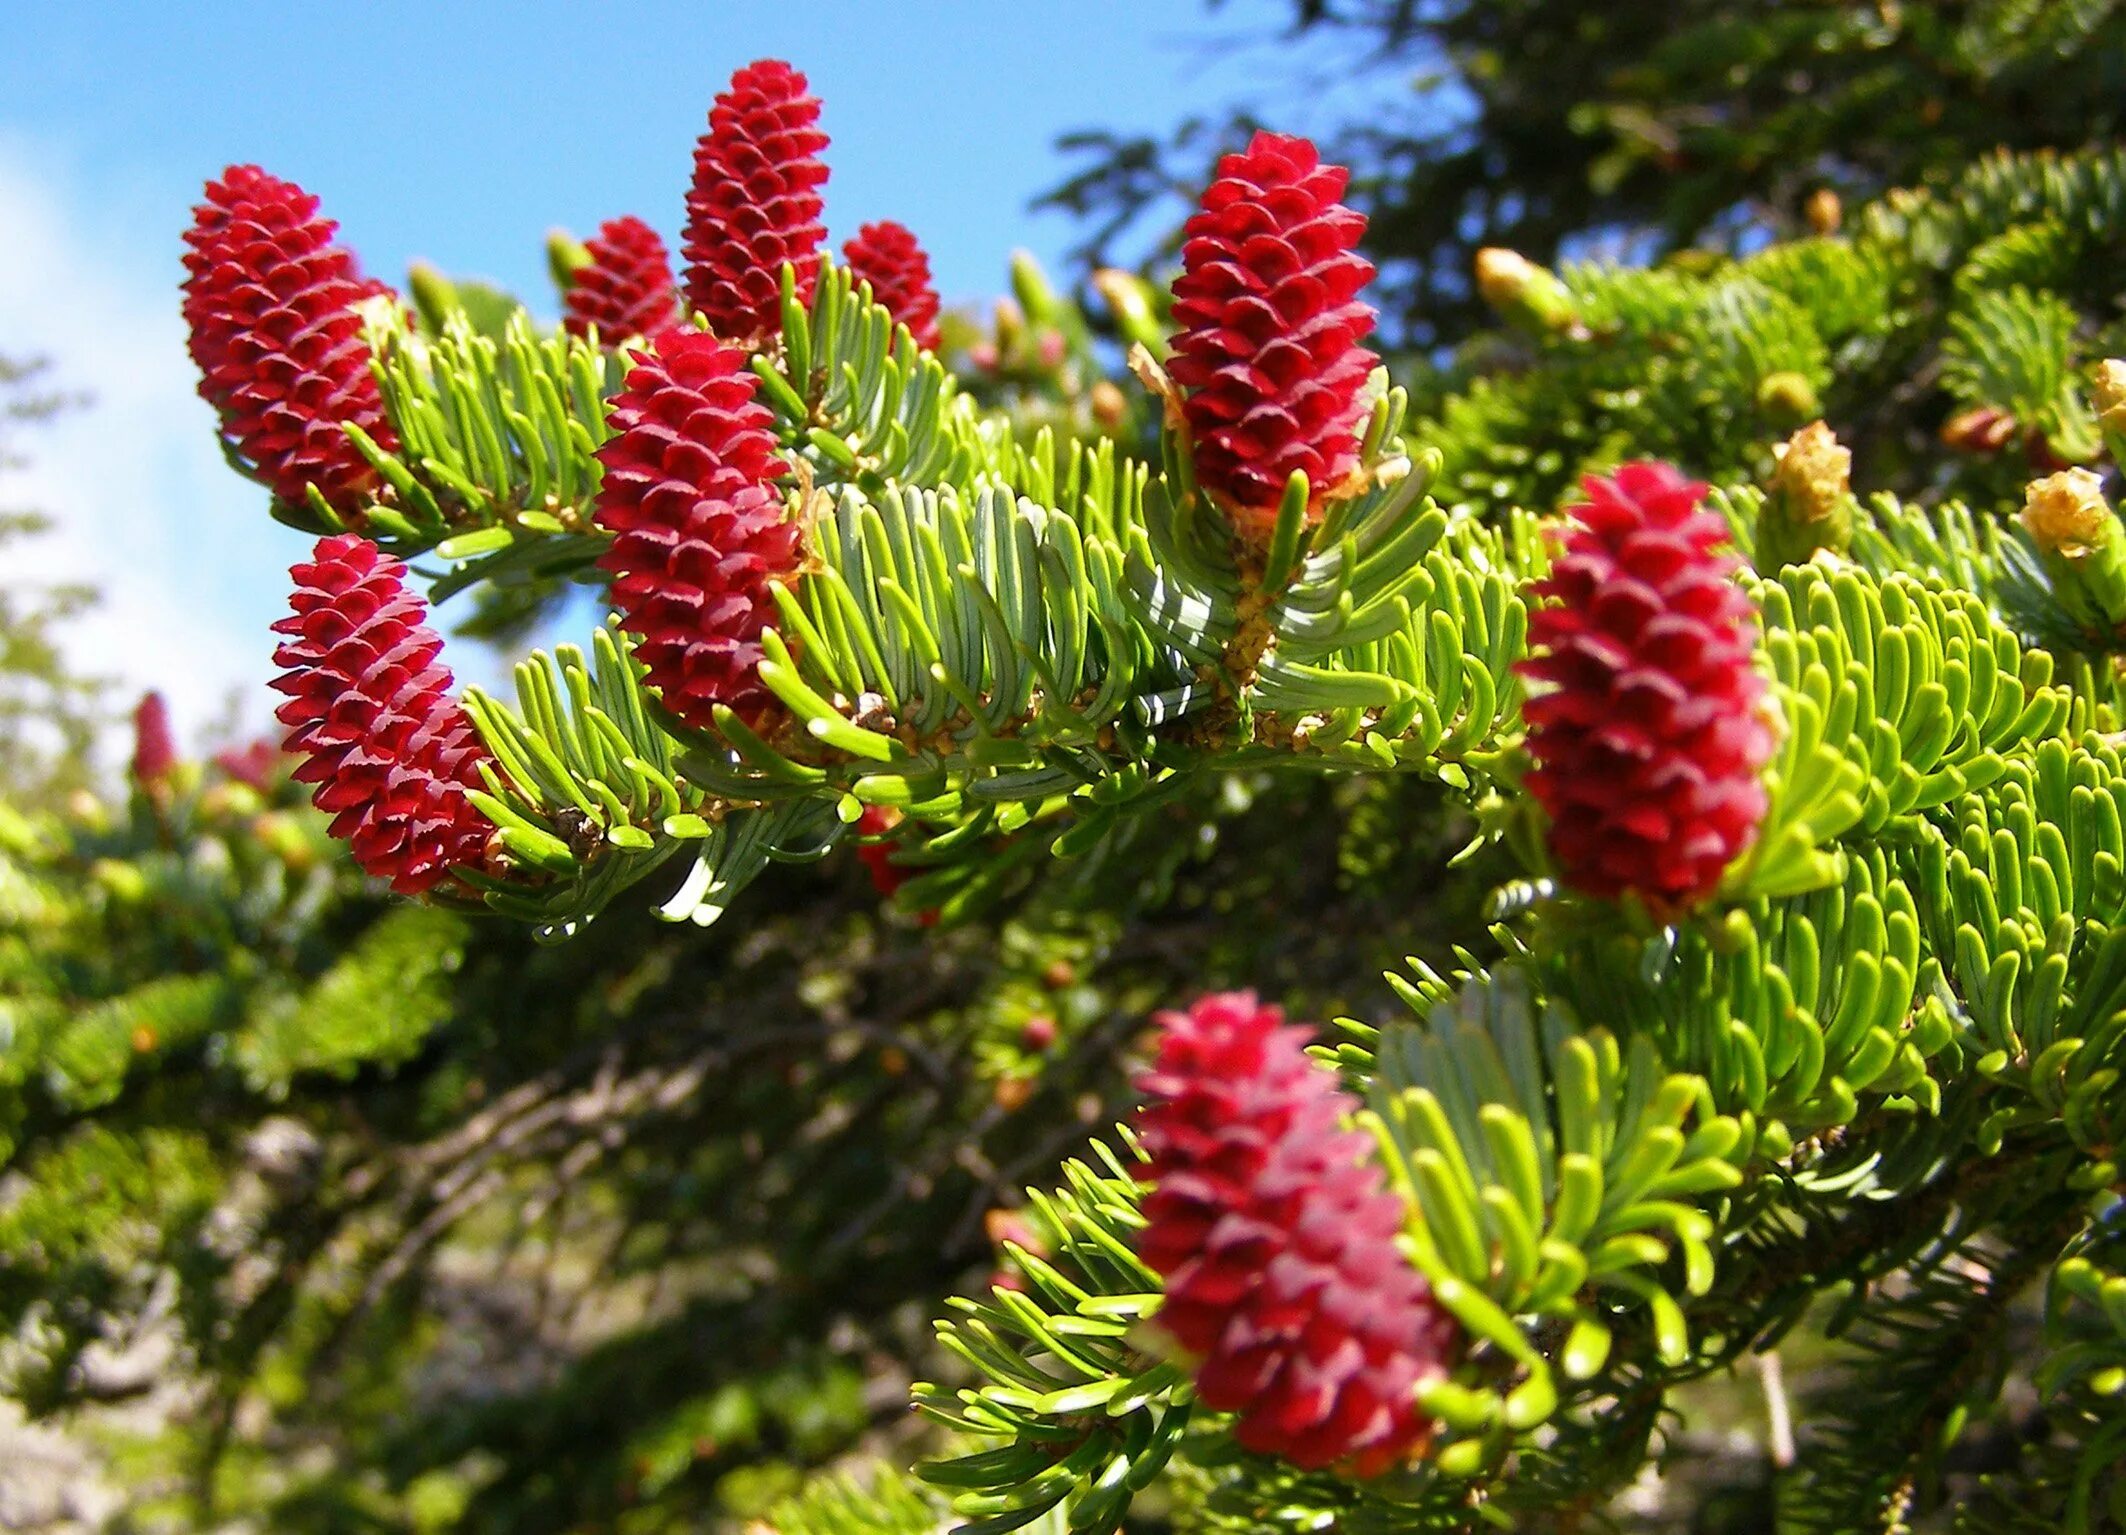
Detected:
left=0, top=0, right=1365, bottom=751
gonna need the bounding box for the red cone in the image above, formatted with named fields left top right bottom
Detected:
left=1519, top=462, right=1775, bottom=913
left=1135, top=991, right=1456, bottom=1477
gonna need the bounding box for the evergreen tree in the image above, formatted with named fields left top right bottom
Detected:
left=1043, top=0, right=2126, bottom=346
left=7, top=17, right=2126, bottom=1534
left=0, top=353, right=104, bottom=807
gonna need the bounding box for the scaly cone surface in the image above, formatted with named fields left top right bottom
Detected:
left=1519, top=462, right=1775, bottom=913
left=269, top=534, right=496, bottom=895
left=564, top=215, right=681, bottom=342
left=1166, top=132, right=1378, bottom=540
left=843, top=220, right=942, bottom=350
left=682, top=59, right=829, bottom=343
left=1134, top=991, right=1456, bottom=1476
left=181, top=165, right=398, bottom=512
left=592, top=329, right=801, bottom=734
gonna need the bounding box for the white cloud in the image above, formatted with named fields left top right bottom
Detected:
left=0, top=137, right=299, bottom=758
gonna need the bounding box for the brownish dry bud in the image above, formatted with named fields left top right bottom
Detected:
left=2022, top=468, right=2113, bottom=559
left=2093, top=359, right=2126, bottom=432
left=1474, top=247, right=1576, bottom=332
left=1772, top=422, right=1852, bottom=522
left=1089, top=379, right=1128, bottom=432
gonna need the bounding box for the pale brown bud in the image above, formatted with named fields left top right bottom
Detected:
left=1771, top=422, right=1852, bottom=523
left=1089, top=380, right=1127, bottom=432
left=1757, top=371, right=1820, bottom=424
left=1474, top=247, right=1576, bottom=332
left=2093, top=359, right=2126, bottom=432
left=1805, top=188, right=1842, bottom=237
left=2022, top=469, right=2113, bottom=559
left=1942, top=405, right=2018, bottom=455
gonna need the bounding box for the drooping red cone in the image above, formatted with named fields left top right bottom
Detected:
left=1134, top=992, right=1456, bottom=1477
left=563, top=216, right=681, bottom=343
left=593, top=329, right=800, bottom=733
left=181, top=165, right=398, bottom=512
left=842, top=221, right=941, bottom=350
left=269, top=534, right=496, bottom=895
left=682, top=59, right=829, bottom=344
left=131, top=692, right=177, bottom=785
left=1167, top=132, right=1378, bottom=540
left=1518, top=462, right=1775, bottom=913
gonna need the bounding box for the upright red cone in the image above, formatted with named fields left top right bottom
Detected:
left=563, top=216, right=681, bottom=343
left=1167, top=133, right=1378, bottom=540
left=1518, top=462, right=1775, bottom=913
left=181, top=165, right=398, bottom=512
left=593, top=330, right=800, bottom=733
left=1134, top=992, right=1456, bottom=1477
left=269, top=534, right=496, bottom=895
left=682, top=59, right=829, bottom=344
left=843, top=221, right=941, bottom=350
left=131, top=692, right=177, bottom=786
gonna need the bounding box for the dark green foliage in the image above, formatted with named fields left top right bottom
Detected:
left=1045, top=0, right=2126, bottom=348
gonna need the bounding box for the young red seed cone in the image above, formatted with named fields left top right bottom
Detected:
left=269, top=534, right=496, bottom=895
left=853, top=805, right=913, bottom=897
left=843, top=220, right=941, bottom=350
left=593, top=329, right=799, bottom=734
left=131, top=692, right=177, bottom=786
left=213, top=738, right=282, bottom=791
left=181, top=165, right=397, bottom=512
left=563, top=216, right=681, bottom=343
left=1167, top=132, right=1378, bottom=541
left=1135, top=991, right=1456, bottom=1477
left=682, top=59, right=830, bottom=343
left=1518, top=462, right=1776, bottom=913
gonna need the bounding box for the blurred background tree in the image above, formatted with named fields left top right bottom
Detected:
left=1045, top=0, right=2126, bottom=347
left=0, top=353, right=104, bottom=808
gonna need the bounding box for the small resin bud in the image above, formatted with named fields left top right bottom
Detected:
left=1088, top=379, right=1128, bottom=433
left=1018, top=1015, right=1057, bottom=1052
left=407, top=261, right=460, bottom=334
left=1942, top=405, right=2018, bottom=455
left=1092, top=267, right=1165, bottom=355
left=1009, top=249, right=1066, bottom=329
left=1805, top=187, right=1843, bottom=236
left=2093, top=360, right=2126, bottom=436
left=1474, top=247, right=1576, bottom=334
left=992, top=297, right=1025, bottom=356
left=546, top=228, right=593, bottom=290
left=1756, top=370, right=1820, bottom=426
left=2022, top=469, right=2126, bottom=634
left=1758, top=421, right=1854, bottom=569
left=854, top=805, right=912, bottom=898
